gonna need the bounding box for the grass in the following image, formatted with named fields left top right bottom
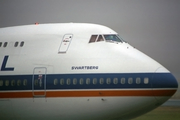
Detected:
left=132, top=106, right=180, bottom=120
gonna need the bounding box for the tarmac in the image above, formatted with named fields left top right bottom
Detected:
left=133, top=99, right=180, bottom=120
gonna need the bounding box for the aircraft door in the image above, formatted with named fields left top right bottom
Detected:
left=58, top=34, right=73, bottom=53
left=32, top=67, right=46, bottom=97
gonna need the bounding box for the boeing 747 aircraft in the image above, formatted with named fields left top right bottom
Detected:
left=0, top=23, right=178, bottom=120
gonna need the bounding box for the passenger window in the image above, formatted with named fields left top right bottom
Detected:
left=106, top=78, right=111, bottom=84
left=3, top=42, right=8, bottom=47
left=14, top=42, right=19, bottom=47
left=5, top=80, right=9, bottom=86
left=73, top=78, right=77, bottom=85
left=99, top=78, right=104, bottom=84
left=79, top=78, right=84, bottom=85
left=66, top=78, right=71, bottom=85
left=60, top=78, right=64, bottom=85
left=34, top=79, right=38, bottom=86
left=20, top=41, right=24, bottom=47
left=0, top=42, right=2, bottom=47
left=11, top=80, right=15, bottom=86
left=128, top=78, right=133, bottom=84
left=93, top=78, right=97, bottom=84
left=23, top=79, right=27, bottom=86
left=54, top=79, right=58, bottom=85
left=136, top=78, right=141, bottom=84
left=121, top=78, right=125, bottom=84
left=0, top=80, right=3, bottom=86
left=89, top=35, right=98, bottom=43
left=144, top=78, right=149, bottom=84
left=17, top=80, right=21, bottom=86
left=113, top=78, right=118, bottom=84
left=86, top=78, right=90, bottom=85
left=97, top=35, right=104, bottom=42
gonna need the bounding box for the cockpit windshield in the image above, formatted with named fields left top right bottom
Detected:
left=89, top=34, right=127, bottom=43
left=104, top=35, right=122, bottom=43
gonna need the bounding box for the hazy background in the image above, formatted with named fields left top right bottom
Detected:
left=0, top=0, right=179, bottom=97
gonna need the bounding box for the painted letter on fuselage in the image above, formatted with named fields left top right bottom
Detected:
left=1, top=56, right=14, bottom=71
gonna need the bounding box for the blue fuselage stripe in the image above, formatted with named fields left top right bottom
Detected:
left=0, top=73, right=178, bottom=91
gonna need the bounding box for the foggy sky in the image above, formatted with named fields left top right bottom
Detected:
left=0, top=0, right=180, bottom=83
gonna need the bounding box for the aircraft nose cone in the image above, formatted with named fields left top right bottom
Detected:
left=152, top=67, right=178, bottom=105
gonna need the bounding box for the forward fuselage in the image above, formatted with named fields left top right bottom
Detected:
left=0, top=23, right=178, bottom=120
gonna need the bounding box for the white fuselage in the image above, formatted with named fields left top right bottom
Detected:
left=0, top=23, right=178, bottom=120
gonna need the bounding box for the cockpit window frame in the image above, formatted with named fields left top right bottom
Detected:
left=117, top=34, right=127, bottom=43
left=96, top=35, right=104, bottom=42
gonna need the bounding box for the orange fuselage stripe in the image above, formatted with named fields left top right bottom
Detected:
left=0, top=89, right=176, bottom=98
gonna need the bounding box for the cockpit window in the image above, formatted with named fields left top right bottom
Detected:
left=89, top=35, right=104, bottom=43
left=104, top=35, right=122, bottom=43
left=89, top=35, right=98, bottom=43
left=89, top=34, right=126, bottom=43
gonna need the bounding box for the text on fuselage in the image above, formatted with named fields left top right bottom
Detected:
left=0, top=56, right=14, bottom=71
left=72, top=66, right=98, bottom=70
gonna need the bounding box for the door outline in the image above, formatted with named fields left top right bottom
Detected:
left=58, top=34, right=73, bottom=53
left=32, top=67, right=47, bottom=97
